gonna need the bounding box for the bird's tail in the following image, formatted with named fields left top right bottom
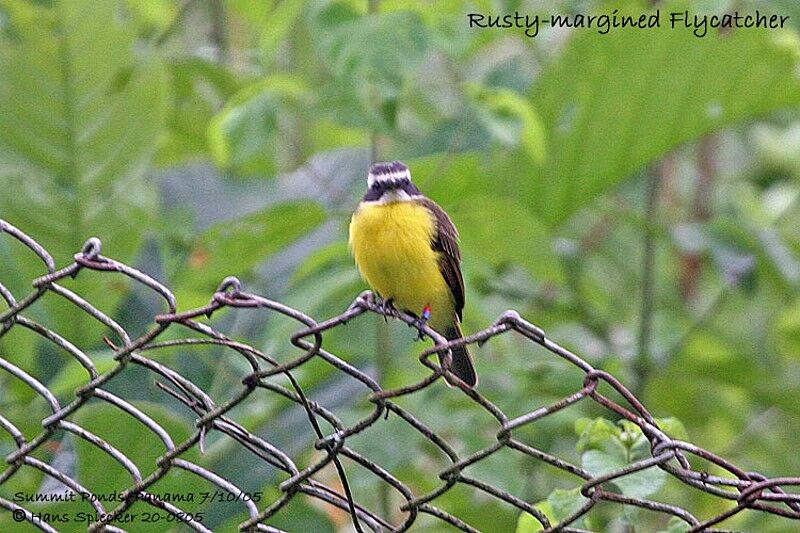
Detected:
left=443, top=322, right=477, bottom=388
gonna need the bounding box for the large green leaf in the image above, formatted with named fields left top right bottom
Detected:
left=456, top=195, right=563, bottom=283
left=316, top=9, right=429, bottom=97
left=312, top=4, right=430, bottom=130
left=530, top=0, right=800, bottom=226
left=575, top=418, right=667, bottom=498
left=207, top=75, right=308, bottom=174
left=581, top=449, right=666, bottom=499
left=467, top=84, right=546, bottom=163
left=174, top=201, right=327, bottom=307
left=159, top=58, right=243, bottom=165
left=0, top=0, right=167, bottom=344
left=123, top=0, right=178, bottom=35
left=259, top=0, right=307, bottom=63
left=517, top=488, right=588, bottom=533
left=408, top=153, right=562, bottom=282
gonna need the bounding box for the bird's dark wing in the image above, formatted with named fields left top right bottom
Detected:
left=417, top=197, right=465, bottom=320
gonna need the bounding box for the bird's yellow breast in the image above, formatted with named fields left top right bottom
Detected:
left=349, top=200, right=454, bottom=328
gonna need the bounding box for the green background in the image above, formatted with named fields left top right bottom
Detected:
left=1, top=0, right=800, bottom=531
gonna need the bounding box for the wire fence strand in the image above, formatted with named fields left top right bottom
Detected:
left=1, top=219, right=799, bottom=532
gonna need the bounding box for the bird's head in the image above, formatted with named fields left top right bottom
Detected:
left=364, top=161, right=422, bottom=203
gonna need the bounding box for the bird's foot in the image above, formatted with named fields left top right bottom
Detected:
left=411, top=305, right=432, bottom=341
left=378, top=298, right=396, bottom=322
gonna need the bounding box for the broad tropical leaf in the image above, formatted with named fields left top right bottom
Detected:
left=0, top=0, right=168, bottom=344
left=530, top=0, right=800, bottom=226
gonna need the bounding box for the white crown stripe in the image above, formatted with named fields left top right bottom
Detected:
left=367, top=168, right=412, bottom=188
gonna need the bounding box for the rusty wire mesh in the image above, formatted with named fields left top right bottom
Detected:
left=1, top=218, right=799, bottom=533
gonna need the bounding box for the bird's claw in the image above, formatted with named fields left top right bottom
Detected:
left=378, top=297, right=395, bottom=322
left=412, top=321, right=426, bottom=341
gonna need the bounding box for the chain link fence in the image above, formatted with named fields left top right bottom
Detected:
left=1, top=218, right=799, bottom=532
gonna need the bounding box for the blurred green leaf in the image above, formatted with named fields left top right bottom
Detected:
left=160, top=58, right=243, bottom=165
left=467, top=84, right=546, bottom=163
left=516, top=507, right=546, bottom=533
left=291, top=241, right=351, bottom=284
left=0, top=0, right=167, bottom=343
left=655, top=417, right=688, bottom=441
left=260, top=0, right=306, bottom=63
left=226, top=0, right=275, bottom=25
left=47, top=350, right=116, bottom=398
left=773, top=298, right=800, bottom=359
left=575, top=417, right=667, bottom=498
left=531, top=0, right=800, bottom=226
left=517, top=488, right=588, bottom=532
left=208, top=75, right=309, bottom=174
left=710, top=204, right=800, bottom=291
left=753, top=124, right=800, bottom=177
left=313, top=6, right=429, bottom=129
left=546, top=488, right=589, bottom=525
left=456, top=195, right=562, bottom=283
left=409, top=152, right=494, bottom=201
left=381, top=0, right=476, bottom=58
left=582, top=448, right=666, bottom=499
left=575, top=417, right=622, bottom=454
left=124, top=0, right=177, bottom=34
left=176, top=200, right=327, bottom=297
left=757, top=227, right=800, bottom=287
left=659, top=516, right=692, bottom=533
left=73, top=402, right=190, bottom=490
left=351, top=9, right=430, bottom=90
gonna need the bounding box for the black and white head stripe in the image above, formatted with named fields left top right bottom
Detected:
left=363, top=161, right=421, bottom=202
left=367, top=161, right=411, bottom=188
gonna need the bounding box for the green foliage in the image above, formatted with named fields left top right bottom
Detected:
left=208, top=75, right=309, bottom=174
left=774, top=297, right=800, bottom=358
left=456, top=195, right=564, bottom=283
left=123, top=0, right=178, bottom=35
left=72, top=402, right=202, bottom=533
left=469, top=82, right=546, bottom=163
left=317, top=8, right=428, bottom=96
left=2, top=0, right=800, bottom=531
left=577, top=416, right=668, bottom=497
left=259, top=0, right=307, bottom=63
left=160, top=57, right=243, bottom=165
left=518, top=416, right=688, bottom=532
left=531, top=0, right=800, bottom=226
left=659, top=516, right=692, bottom=533
left=312, top=4, right=430, bottom=130
left=0, top=0, right=167, bottom=343
left=73, top=402, right=195, bottom=493
left=467, top=84, right=546, bottom=163
left=174, top=200, right=327, bottom=307
left=47, top=350, right=117, bottom=397
left=575, top=416, right=678, bottom=500
left=516, top=488, right=589, bottom=532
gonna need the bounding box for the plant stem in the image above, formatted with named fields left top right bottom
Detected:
left=680, top=136, right=716, bottom=301
left=153, top=0, right=192, bottom=47
left=367, top=0, right=392, bottom=521
left=635, top=165, right=661, bottom=393
left=209, top=0, right=228, bottom=63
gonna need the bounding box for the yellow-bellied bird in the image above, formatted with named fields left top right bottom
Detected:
left=348, top=161, right=477, bottom=387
